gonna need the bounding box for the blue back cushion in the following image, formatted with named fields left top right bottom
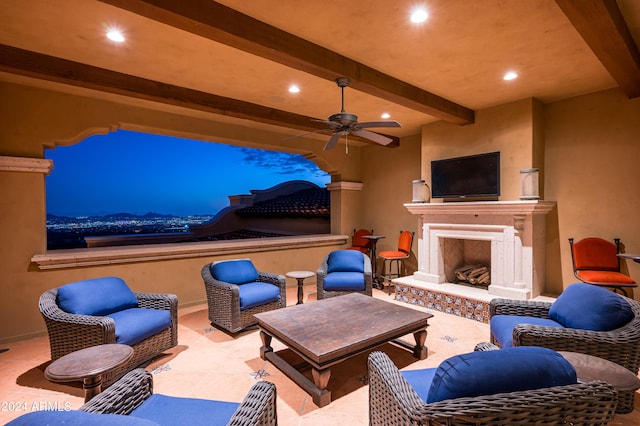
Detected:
left=327, top=250, right=364, bottom=273
left=490, top=315, right=564, bottom=348
left=549, top=283, right=634, bottom=331
left=211, top=259, right=259, bottom=285
left=6, top=410, right=157, bottom=425
left=57, top=277, right=138, bottom=316
left=131, top=394, right=240, bottom=426
left=425, top=346, right=577, bottom=402
left=107, top=308, right=173, bottom=346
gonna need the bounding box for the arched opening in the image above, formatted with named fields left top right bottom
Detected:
left=45, top=129, right=331, bottom=249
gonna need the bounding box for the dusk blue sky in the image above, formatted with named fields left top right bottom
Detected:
left=45, top=130, right=330, bottom=217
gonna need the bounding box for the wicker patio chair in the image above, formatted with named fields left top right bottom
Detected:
left=316, top=250, right=373, bottom=299
left=201, top=259, right=286, bottom=333
left=39, top=279, right=178, bottom=388
left=368, top=351, right=617, bottom=426
left=9, top=368, right=278, bottom=426
left=489, top=292, right=640, bottom=413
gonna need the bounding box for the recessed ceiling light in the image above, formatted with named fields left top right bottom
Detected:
left=503, top=71, right=518, bottom=81
left=106, top=28, right=125, bottom=43
left=381, top=112, right=391, bottom=119
left=410, top=8, right=429, bottom=23
left=288, top=84, right=300, bottom=93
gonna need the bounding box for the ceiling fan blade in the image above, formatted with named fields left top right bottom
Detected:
left=283, top=128, right=330, bottom=141
left=351, top=129, right=394, bottom=145
left=355, top=120, right=402, bottom=129
left=323, top=132, right=343, bottom=151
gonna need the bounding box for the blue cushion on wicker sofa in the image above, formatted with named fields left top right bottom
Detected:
left=130, top=394, right=240, bottom=426
left=323, top=272, right=366, bottom=291
left=327, top=250, right=365, bottom=273
left=6, top=410, right=157, bottom=425
left=57, top=277, right=139, bottom=316
left=490, top=315, right=564, bottom=348
left=238, top=282, right=281, bottom=310
left=402, top=346, right=577, bottom=403
left=548, top=283, right=633, bottom=331
left=210, top=259, right=259, bottom=284
left=107, top=308, right=172, bottom=346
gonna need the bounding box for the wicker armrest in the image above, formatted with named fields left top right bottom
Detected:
left=489, top=298, right=552, bottom=318
left=257, top=271, right=285, bottom=287
left=228, top=381, right=277, bottom=426
left=135, top=292, right=178, bottom=312
left=80, top=368, right=153, bottom=415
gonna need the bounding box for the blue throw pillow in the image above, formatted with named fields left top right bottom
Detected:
left=211, top=259, right=259, bottom=285
left=6, top=410, right=157, bottom=425
left=131, top=394, right=240, bottom=426
left=549, top=283, right=634, bottom=331
left=426, top=346, right=577, bottom=403
left=327, top=250, right=364, bottom=273
left=57, top=277, right=138, bottom=316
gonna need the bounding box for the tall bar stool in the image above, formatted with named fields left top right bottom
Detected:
left=379, top=231, right=414, bottom=295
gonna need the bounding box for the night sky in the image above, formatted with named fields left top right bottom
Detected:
left=45, top=130, right=330, bottom=217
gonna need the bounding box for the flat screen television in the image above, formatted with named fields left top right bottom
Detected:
left=431, top=151, right=500, bottom=199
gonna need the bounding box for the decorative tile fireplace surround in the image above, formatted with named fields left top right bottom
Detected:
left=395, top=201, right=556, bottom=322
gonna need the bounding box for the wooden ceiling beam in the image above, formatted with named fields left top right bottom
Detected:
left=0, top=44, right=399, bottom=147
left=98, top=0, right=475, bottom=125
left=555, top=0, right=640, bottom=99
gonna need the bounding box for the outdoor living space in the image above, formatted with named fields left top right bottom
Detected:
left=1, top=284, right=640, bottom=425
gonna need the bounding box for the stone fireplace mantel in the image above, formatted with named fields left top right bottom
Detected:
left=404, top=201, right=556, bottom=300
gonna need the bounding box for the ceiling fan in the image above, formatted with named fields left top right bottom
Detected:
left=288, top=77, right=401, bottom=151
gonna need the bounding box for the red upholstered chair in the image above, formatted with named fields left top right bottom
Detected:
left=347, top=228, right=373, bottom=254
left=379, top=231, right=414, bottom=294
left=569, top=237, right=637, bottom=296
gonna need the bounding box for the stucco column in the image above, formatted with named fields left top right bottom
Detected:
left=326, top=181, right=364, bottom=235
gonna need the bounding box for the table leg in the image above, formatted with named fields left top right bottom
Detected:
left=412, top=329, right=428, bottom=360
left=82, top=375, right=102, bottom=402
left=259, top=331, right=273, bottom=360
left=296, top=278, right=304, bottom=304
left=311, top=367, right=332, bottom=407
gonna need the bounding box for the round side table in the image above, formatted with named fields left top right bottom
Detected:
left=559, top=351, right=640, bottom=414
left=45, top=344, right=134, bottom=402
left=286, top=270, right=315, bottom=304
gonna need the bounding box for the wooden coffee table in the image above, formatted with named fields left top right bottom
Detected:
left=254, top=293, right=432, bottom=406
left=45, top=344, right=134, bottom=402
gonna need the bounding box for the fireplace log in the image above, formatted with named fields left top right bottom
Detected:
left=453, top=264, right=490, bottom=286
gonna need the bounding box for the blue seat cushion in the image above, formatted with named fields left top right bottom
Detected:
left=107, top=308, right=172, bottom=346
left=323, top=272, right=365, bottom=291
left=6, top=410, right=157, bottom=425
left=417, top=346, right=577, bottom=403
left=211, top=259, right=259, bottom=285
left=327, top=250, right=365, bottom=273
left=238, top=282, right=280, bottom=310
left=400, top=368, right=437, bottom=402
left=131, top=394, right=240, bottom=426
left=549, top=282, right=634, bottom=331
left=490, top=315, right=564, bottom=348
left=57, top=277, right=138, bottom=316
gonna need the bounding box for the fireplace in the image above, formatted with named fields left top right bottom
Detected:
left=403, top=201, right=555, bottom=300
